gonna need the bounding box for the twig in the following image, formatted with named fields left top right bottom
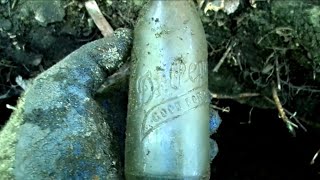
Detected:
left=11, top=0, right=18, bottom=9
left=275, top=56, right=281, bottom=90
left=284, top=109, right=307, bottom=132
left=85, top=0, right=114, bottom=37
left=264, top=96, right=307, bottom=132
left=311, top=148, right=320, bottom=165
left=248, top=107, right=254, bottom=124
left=0, top=90, right=10, bottom=100
left=210, top=92, right=260, bottom=99
left=212, top=41, right=236, bottom=72
left=240, top=107, right=254, bottom=125
left=210, top=104, right=230, bottom=113
left=280, top=80, right=320, bottom=93
left=6, top=104, right=17, bottom=111
left=7, top=0, right=11, bottom=16
left=257, top=27, right=293, bottom=45
left=207, top=41, right=224, bottom=56
left=271, top=84, right=298, bottom=130
left=96, top=62, right=130, bottom=94
left=313, top=62, right=316, bottom=80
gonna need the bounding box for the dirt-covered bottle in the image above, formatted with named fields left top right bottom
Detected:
left=125, top=0, right=210, bottom=179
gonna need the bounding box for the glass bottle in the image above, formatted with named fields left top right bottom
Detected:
left=125, top=0, right=210, bottom=179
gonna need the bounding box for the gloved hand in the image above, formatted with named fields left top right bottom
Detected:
left=0, top=28, right=221, bottom=180
left=0, top=28, right=132, bottom=179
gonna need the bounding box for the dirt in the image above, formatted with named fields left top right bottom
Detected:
left=0, top=0, right=320, bottom=179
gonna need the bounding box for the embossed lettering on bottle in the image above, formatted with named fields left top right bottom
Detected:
left=125, top=0, right=210, bottom=179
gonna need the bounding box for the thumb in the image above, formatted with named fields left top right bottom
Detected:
left=73, top=28, right=133, bottom=73
left=41, top=28, right=133, bottom=91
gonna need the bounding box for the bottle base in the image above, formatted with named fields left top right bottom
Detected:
left=125, top=173, right=209, bottom=180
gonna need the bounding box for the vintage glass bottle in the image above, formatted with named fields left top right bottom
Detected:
left=125, top=0, right=210, bottom=179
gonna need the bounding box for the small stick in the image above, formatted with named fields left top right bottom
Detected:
left=212, top=41, right=236, bottom=72
left=0, top=90, right=10, bottom=100
left=211, top=104, right=230, bottom=113
left=96, top=62, right=130, bottom=94
left=6, top=104, right=17, bottom=111
left=11, top=0, right=18, bottom=9
left=240, top=107, right=254, bottom=125
left=271, top=84, right=298, bottom=128
left=275, top=56, right=281, bottom=90
left=310, top=148, right=320, bottom=165
left=210, top=92, right=260, bottom=99
left=264, top=96, right=307, bottom=132
left=248, top=107, right=254, bottom=124
left=85, top=0, right=114, bottom=37
left=280, top=80, right=320, bottom=93
left=284, top=110, right=307, bottom=132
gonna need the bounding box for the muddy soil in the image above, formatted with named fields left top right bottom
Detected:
left=0, top=0, right=320, bottom=179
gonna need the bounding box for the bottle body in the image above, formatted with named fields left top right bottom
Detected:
left=125, top=0, right=209, bottom=179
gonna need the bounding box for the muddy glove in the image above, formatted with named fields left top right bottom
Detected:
left=209, top=108, right=222, bottom=161
left=0, top=28, right=132, bottom=180
left=0, top=28, right=221, bottom=179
